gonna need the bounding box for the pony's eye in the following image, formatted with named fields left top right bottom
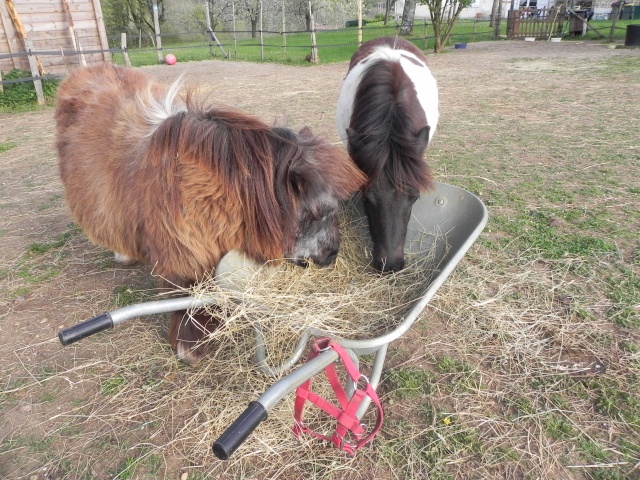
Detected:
left=362, top=196, right=375, bottom=207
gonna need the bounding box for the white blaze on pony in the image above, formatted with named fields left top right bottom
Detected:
left=336, top=37, right=439, bottom=273
left=55, top=63, right=365, bottom=364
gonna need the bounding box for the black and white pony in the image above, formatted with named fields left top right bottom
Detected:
left=336, top=37, right=439, bottom=272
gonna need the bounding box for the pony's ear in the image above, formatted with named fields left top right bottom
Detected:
left=415, top=125, right=431, bottom=151
left=289, top=161, right=323, bottom=202
left=299, top=126, right=313, bottom=137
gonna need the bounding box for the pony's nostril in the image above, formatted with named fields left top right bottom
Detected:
left=312, top=249, right=339, bottom=267
left=325, top=249, right=338, bottom=265
left=375, top=258, right=404, bottom=273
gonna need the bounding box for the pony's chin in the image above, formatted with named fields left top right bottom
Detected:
left=289, top=258, right=310, bottom=268
left=288, top=254, right=337, bottom=268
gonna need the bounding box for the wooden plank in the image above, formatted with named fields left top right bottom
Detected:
left=14, top=0, right=68, bottom=5
left=27, top=21, right=71, bottom=32
left=62, top=0, right=87, bottom=66
left=0, top=0, right=22, bottom=68
left=71, top=19, right=103, bottom=29
left=14, top=11, right=95, bottom=22
left=17, top=7, right=93, bottom=17
left=6, top=0, right=45, bottom=74
left=5, top=0, right=27, bottom=38
left=90, top=0, right=110, bottom=62
left=10, top=12, right=69, bottom=25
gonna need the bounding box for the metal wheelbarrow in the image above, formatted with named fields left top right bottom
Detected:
left=58, top=181, right=488, bottom=459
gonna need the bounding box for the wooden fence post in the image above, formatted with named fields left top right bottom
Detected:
left=357, top=0, right=363, bottom=45
left=493, top=0, right=502, bottom=39
left=309, top=1, right=318, bottom=63
left=152, top=0, right=163, bottom=63
left=609, top=2, right=622, bottom=42
left=260, top=1, right=264, bottom=61
left=232, top=1, right=237, bottom=58
left=282, top=0, right=287, bottom=58
left=121, top=33, right=131, bottom=67
left=90, top=0, right=111, bottom=62
left=63, top=0, right=86, bottom=67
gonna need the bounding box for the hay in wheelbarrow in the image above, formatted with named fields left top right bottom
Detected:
left=183, top=202, right=445, bottom=369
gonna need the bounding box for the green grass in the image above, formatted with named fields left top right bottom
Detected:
left=385, top=367, right=435, bottom=399
left=110, top=18, right=639, bottom=69
left=0, top=69, right=60, bottom=110
left=0, top=141, right=17, bottom=153
left=100, top=376, right=128, bottom=396
left=112, top=285, right=152, bottom=307
left=26, top=225, right=79, bottom=256
left=113, top=20, right=494, bottom=67
left=0, top=225, right=83, bottom=296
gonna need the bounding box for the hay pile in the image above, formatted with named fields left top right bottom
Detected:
left=186, top=204, right=443, bottom=371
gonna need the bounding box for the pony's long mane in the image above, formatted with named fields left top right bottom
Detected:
left=146, top=98, right=286, bottom=262
left=350, top=59, right=433, bottom=193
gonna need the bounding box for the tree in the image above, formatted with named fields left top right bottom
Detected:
left=418, top=0, right=474, bottom=52
left=102, top=0, right=165, bottom=39
left=383, top=0, right=397, bottom=25
left=400, top=0, right=417, bottom=34
left=201, top=0, right=234, bottom=31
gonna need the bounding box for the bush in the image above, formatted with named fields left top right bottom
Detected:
left=0, top=69, right=59, bottom=108
left=345, top=19, right=368, bottom=27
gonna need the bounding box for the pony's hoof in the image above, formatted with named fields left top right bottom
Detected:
left=175, top=340, right=209, bottom=365
left=168, top=309, right=217, bottom=365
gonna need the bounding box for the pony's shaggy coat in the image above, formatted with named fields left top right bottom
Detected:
left=336, top=37, right=439, bottom=272
left=55, top=63, right=365, bottom=363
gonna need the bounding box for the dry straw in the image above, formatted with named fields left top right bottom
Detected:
left=185, top=203, right=444, bottom=368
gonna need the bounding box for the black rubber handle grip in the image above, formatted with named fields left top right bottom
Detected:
left=212, top=401, right=268, bottom=460
left=58, top=312, right=114, bottom=346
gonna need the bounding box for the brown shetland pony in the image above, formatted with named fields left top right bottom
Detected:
left=55, top=63, right=365, bottom=364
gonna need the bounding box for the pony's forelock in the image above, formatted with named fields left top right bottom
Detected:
left=350, top=60, right=432, bottom=193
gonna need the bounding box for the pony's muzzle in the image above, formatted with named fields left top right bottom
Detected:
left=290, top=249, right=339, bottom=268
left=313, top=249, right=339, bottom=267
left=374, top=257, right=405, bottom=273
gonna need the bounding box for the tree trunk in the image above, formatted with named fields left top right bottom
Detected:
left=490, top=0, right=500, bottom=26
left=400, top=0, right=417, bottom=34
left=251, top=17, right=258, bottom=38
left=305, top=11, right=311, bottom=31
